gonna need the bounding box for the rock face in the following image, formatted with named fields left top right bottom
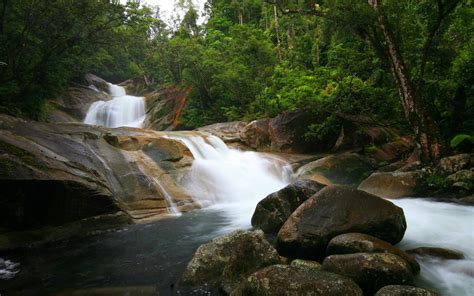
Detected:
left=358, top=171, right=421, bottom=198
left=375, top=285, right=439, bottom=296
left=322, top=253, right=414, bottom=294
left=326, top=233, right=419, bottom=273
left=277, top=185, right=406, bottom=260
left=251, top=180, right=325, bottom=234
left=240, top=119, right=271, bottom=149
left=296, top=153, right=375, bottom=186
left=197, top=121, right=247, bottom=143
left=370, top=137, right=414, bottom=162
left=180, top=230, right=282, bottom=294
left=406, top=247, right=465, bottom=260
left=0, top=115, right=198, bottom=231
left=231, top=264, right=363, bottom=296
left=143, top=87, right=192, bottom=131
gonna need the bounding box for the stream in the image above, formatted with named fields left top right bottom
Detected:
left=1, top=83, right=473, bottom=295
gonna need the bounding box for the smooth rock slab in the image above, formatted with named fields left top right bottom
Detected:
left=277, top=185, right=406, bottom=260
left=322, top=253, right=414, bottom=294
left=180, top=230, right=282, bottom=294
left=358, top=171, right=421, bottom=199
left=231, top=264, right=363, bottom=296
left=251, top=180, right=325, bottom=234
left=406, top=247, right=465, bottom=260
left=327, top=233, right=420, bottom=273
left=375, top=285, right=439, bottom=296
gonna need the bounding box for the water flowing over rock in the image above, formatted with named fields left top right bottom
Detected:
left=322, top=253, right=414, bottom=294
left=251, top=179, right=325, bottom=234
left=277, top=185, right=406, bottom=260
left=231, top=264, right=363, bottom=296
left=406, top=247, right=465, bottom=260
left=196, top=121, right=247, bottom=143
left=180, top=230, right=282, bottom=294
left=84, top=83, right=146, bottom=128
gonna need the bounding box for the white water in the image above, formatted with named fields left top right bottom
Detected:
left=84, top=83, right=146, bottom=128
left=393, top=199, right=474, bottom=295
left=0, top=258, right=20, bottom=280
left=175, top=134, right=293, bottom=231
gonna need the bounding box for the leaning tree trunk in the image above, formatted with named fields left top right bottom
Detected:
left=368, top=0, right=443, bottom=162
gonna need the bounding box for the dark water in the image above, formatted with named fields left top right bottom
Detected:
left=0, top=210, right=235, bottom=296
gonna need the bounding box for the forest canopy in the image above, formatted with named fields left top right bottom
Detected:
left=0, top=0, right=472, bottom=161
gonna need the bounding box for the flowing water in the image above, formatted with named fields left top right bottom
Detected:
left=0, top=133, right=473, bottom=295
left=84, top=83, right=146, bottom=128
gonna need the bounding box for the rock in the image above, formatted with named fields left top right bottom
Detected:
left=0, top=115, right=198, bottom=232
left=85, top=73, right=110, bottom=93
left=119, top=76, right=149, bottom=96
left=251, top=180, right=325, bottom=234
left=196, top=121, right=248, bottom=143
left=231, top=264, right=363, bottom=296
left=239, top=119, right=271, bottom=149
left=375, top=285, right=438, bottom=296
left=143, top=87, right=192, bottom=131
left=277, top=185, right=406, bottom=260
left=358, top=171, right=421, bottom=199
left=406, top=247, right=465, bottom=260
left=290, top=259, right=321, bottom=269
left=268, top=110, right=311, bottom=152
left=439, top=154, right=471, bottom=174
left=180, top=230, right=282, bottom=294
left=370, top=137, right=414, bottom=162
left=447, top=169, right=474, bottom=183
left=296, top=153, right=375, bottom=186
left=322, top=253, right=414, bottom=294
left=458, top=195, right=474, bottom=205
left=326, top=233, right=419, bottom=273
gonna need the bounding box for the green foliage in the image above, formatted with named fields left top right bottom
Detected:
left=450, top=134, right=474, bottom=148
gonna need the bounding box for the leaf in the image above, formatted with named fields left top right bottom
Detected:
left=450, top=134, right=474, bottom=148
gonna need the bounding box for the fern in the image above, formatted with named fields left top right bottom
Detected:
left=450, top=134, right=474, bottom=148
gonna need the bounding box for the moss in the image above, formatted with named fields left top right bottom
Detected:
left=0, top=140, right=45, bottom=169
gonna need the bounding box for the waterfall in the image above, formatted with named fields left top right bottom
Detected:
left=173, top=133, right=294, bottom=230
left=84, top=83, right=146, bottom=128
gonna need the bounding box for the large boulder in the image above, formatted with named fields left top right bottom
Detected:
left=231, top=264, right=363, bottom=296
left=180, top=230, right=282, bottom=294
left=0, top=115, right=198, bottom=233
left=197, top=121, right=247, bottom=143
left=322, top=253, right=414, bottom=294
left=369, top=137, right=414, bottom=162
left=296, top=153, right=375, bottom=186
left=239, top=119, right=271, bottom=149
left=268, top=110, right=312, bottom=152
left=375, top=285, right=439, bottom=296
left=277, top=185, right=406, bottom=260
left=327, top=233, right=419, bottom=273
left=251, top=180, right=325, bottom=234
left=358, top=171, right=421, bottom=198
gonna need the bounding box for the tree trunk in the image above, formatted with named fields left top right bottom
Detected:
left=368, top=0, right=443, bottom=162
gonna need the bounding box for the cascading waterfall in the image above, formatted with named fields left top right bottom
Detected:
left=173, top=133, right=293, bottom=230
left=84, top=83, right=146, bottom=128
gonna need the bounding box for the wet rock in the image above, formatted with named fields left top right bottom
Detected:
left=358, top=171, right=421, bottom=199
left=439, top=154, right=471, bottom=174
left=277, top=185, right=406, bottom=260
left=0, top=115, right=198, bottom=232
left=296, top=153, right=375, bottom=186
left=231, top=264, right=363, bottom=296
left=251, top=180, right=325, bottom=234
left=197, top=121, right=248, bottom=143
left=327, top=233, right=419, bottom=273
left=181, top=230, right=282, bottom=294
left=239, top=119, right=271, bottom=149
left=268, top=110, right=311, bottom=152
left=322, top=253, right=414, bottom=294
left=447, top=169, right=474, bottom=184
left=375, top=285, right=438, bottom=296
left=406, top=247, right=465, bottom=260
